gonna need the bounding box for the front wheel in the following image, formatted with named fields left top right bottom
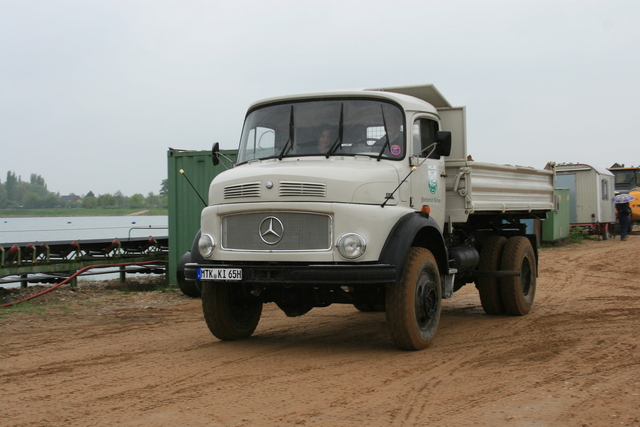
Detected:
left=386, top=248, right=442, bottom=350
left=202, top=282, right=263, bottom=340
left=177, top=252, right=201, bottom=298
left=500, top=236, right=536, bottom=316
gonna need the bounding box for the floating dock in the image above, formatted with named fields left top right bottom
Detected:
left=0, top=236, right=168, bottom=286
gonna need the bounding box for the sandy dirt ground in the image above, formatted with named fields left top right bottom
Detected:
left=1, top=233, right=639, bottom=426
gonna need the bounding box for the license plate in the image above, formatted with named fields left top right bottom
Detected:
left=197, top=268, right=242, bottom=281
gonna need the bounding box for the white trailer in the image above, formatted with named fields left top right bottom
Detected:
left=556, top=164, right=615, bottom=238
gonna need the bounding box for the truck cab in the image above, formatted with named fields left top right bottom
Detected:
left=608, top=164, right=640, bottom=194
left=200, top=87, right=453, bottom=262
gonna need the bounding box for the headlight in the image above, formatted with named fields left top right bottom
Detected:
left=198, top=233, right=215, bottom=258
left=336, top=233, right=366, bottom=259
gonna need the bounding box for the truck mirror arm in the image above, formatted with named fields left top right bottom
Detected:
left=211, top=142, right=235, bottom=170
left=415, top=132, right=451, bottom=161
left=417, top=142, right=438, bottom=159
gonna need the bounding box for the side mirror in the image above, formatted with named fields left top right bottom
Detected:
left=212, top=142, right=220, bottom=166
left=436, top=131, right=452, bottom=157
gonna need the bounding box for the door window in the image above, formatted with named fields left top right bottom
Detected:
left=413, top=118, right=439, bottom=158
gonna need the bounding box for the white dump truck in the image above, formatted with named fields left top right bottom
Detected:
left=184, top=84, right=555, bottom=350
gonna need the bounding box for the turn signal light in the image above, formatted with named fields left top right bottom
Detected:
left=420, top=205, right=431, bottom=215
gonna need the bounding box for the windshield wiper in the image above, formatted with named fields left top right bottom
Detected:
left=326, top=103, right=344, bottom=158
left=278, top=105, right=295, bottom=160
left=376, top=105, right=390, bottom=162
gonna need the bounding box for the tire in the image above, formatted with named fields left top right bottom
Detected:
left=177, top=252, right=201, bottom=298
left=177, top=271, right=201, bottom=298
left=201, top=282, right=263, bottom=341
left=386, top=247, right=442, bottom=350
left=500, top=236, right=536, bottom=316
left=476, top=236, right=507, bottom=315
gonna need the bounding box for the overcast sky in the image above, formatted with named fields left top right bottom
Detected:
left=1, top=0, right=639, bottom=196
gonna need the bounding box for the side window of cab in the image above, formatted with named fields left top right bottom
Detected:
left=413, top=118, right=440, bottom=159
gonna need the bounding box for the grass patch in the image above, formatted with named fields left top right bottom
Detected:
left=0, top=300, right=58, bottom=317
left=568, top=226, right=586, bottom=244
left=114, top=282, right=176, bottom=296
left=83, top=299, right=103, bottom=308
left=106, top=277, right=169, bottom=293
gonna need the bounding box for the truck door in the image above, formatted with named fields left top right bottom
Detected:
left=410, top=117, right=446, bottom=228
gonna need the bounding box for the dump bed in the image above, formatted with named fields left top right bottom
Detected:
left=445, top=160, right=555, bottom=223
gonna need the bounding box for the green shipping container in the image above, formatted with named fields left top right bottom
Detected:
left=166, top=148, right=237, bottom=285
left=541, top=188, right=570, bottom=242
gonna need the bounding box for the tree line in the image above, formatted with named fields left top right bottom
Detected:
left=0, top=171, right=168, bottom=210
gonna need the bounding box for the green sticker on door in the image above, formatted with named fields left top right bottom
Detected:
left=428, top=165, right=438, bottom=195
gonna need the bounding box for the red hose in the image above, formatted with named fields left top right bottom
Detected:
left=1, top=260, right=167, bottom=308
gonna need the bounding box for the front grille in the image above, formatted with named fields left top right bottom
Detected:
left=222, top=212, right=332, bottom=251
left=224, top=182, right=261, bottom=199
left=279, top=181, right=326, bottom=197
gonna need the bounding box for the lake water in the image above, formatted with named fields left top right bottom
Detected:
left=1, top=216, right=168, bottom=286
left=0, top=216, right=168, bottom=244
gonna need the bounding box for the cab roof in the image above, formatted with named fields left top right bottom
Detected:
left=247, top=84, right=450, bottom=115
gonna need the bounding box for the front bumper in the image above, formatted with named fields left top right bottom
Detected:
left=184, top=262, right=398, bottom=286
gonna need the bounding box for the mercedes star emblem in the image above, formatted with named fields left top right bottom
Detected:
left=259, top=216, right=284, bottom=245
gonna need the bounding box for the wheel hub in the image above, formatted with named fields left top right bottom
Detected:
left=520, top=257, right=532, bottom=296
left=415, top=274, right=437, bottom=327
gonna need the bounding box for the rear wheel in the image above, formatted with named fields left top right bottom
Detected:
left=201, top=282, right=263, bottom=340
left=500, top=236, right=536, bottom=316
left=476, top=236, right=507, bottom=315
left=386, top=248, right=442, bottom=350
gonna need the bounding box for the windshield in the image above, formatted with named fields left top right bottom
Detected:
left=614, top=170, right=639, bottom=185
left=237, top=99, right=405, bottom=164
